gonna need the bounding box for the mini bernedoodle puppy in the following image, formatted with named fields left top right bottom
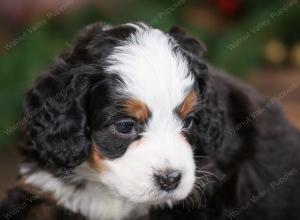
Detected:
left=0, top=22, right=300, bottom=220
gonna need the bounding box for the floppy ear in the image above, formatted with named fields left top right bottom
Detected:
left=169, top=26, right=207, bottom=59
left=23, top=24, right=106, bottom=171
left=24, top=66, right=93, bottom=171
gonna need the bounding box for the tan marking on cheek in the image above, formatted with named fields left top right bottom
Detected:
left=179, top=91, right=198, bottom=118
left=122, top=99, right=150, bottom=122
left=88, top=144, right=103, bottom=171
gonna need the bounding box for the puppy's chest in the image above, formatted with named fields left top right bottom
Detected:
left=24, top=171, right=149, bottom=220
left=59, top=183, right=149, bottom=220
left=27, top=193, right=146, bottom=220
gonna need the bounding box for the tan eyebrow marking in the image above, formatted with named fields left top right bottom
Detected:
left=122, top=99, right=150, bottom=122
left=88, top=144, right=103, bottom=172
left=179, top=91, right=198, bottom=118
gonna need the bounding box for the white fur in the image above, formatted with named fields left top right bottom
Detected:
left=25, top=167, right=147, bottom=220
left=24, top=24, right=196, bottom=220
left=103, top=24, right=196, bottom=204
left=107, top=24, right=194, bottom=107
left=99, top=133, right=196, bottom=204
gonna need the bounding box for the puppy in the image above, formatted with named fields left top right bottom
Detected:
left=0, top=22, right=299, bottom=220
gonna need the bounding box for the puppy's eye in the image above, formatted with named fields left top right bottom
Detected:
left=114, top=120, right=136, bottom=135
left=183, top=117, right=193, bottom=130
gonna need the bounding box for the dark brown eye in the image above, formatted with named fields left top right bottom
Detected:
left=115, top=121, right=134, bottom=134
left=113, top=119, right=138, bottom=137
left=183, top=117, right=193, bottom=130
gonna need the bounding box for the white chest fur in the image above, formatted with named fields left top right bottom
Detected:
left=25, top=169, right=148, bottom=220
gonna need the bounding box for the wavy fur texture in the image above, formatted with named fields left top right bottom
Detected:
left=0, top=22, right=300, bottom=220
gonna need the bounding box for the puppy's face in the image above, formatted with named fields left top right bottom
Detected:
left=25, top=23, right=199, bottom=206
left=85, top=25, right=197, bottom=204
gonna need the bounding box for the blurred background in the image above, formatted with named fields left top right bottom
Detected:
left=0, top=0, right=299, bottom=196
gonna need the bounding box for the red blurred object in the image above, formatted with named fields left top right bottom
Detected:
left=210, top=0, right=241, bottom=17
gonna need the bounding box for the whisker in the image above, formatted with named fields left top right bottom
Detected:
left=194, top=155, right=209, bottom=158
left=196, top=170, right=219, bottom=180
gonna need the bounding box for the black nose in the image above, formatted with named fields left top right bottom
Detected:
left=154, top=169, right=182, bottom=191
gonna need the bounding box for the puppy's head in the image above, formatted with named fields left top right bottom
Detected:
left=24, top=23, right=207, bottom=204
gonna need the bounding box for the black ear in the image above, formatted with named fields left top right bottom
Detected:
left=213, top=77, right=260, bottom=170
left=22, top=24, right=107, bottom=171
left=23, top=62, right=95, bottom=171
left=169, top=26, right=207, bottom=59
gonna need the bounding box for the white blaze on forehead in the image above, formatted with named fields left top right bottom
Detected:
left=106, top=25, right=194, bottom=116
left=102, top=25, right=196, bottom=204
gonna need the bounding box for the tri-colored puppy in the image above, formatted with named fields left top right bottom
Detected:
left=1, top=22, right=299, bottom=220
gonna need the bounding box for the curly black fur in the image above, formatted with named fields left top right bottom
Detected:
left=20, top=23, right=137, bottom=172
left=1, top=23, right=300, bottom=220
